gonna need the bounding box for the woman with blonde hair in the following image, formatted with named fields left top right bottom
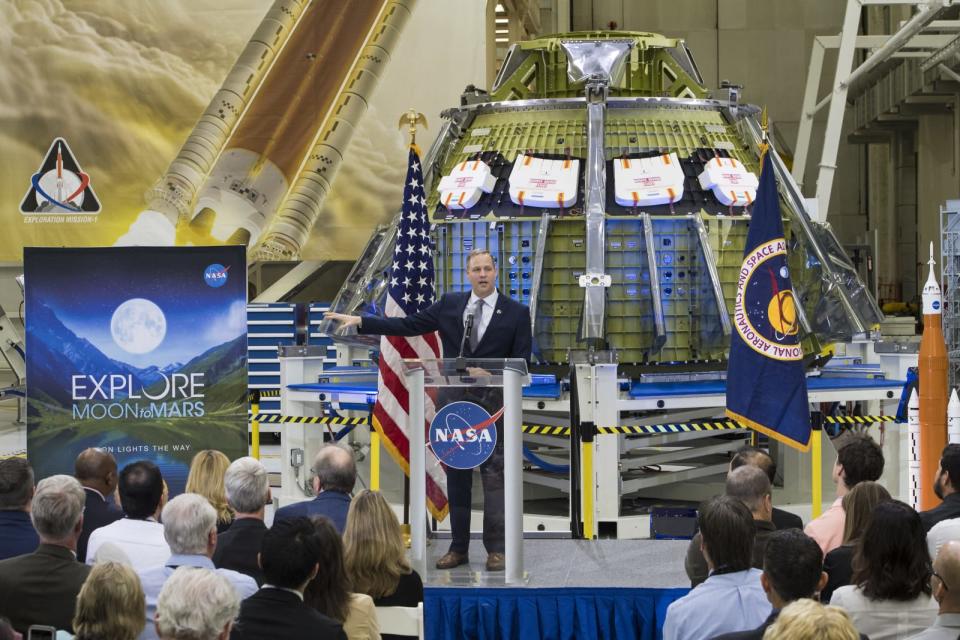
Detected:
left=185, top=450, right=233, bottom=533
left=820, top=481, right=891, bottom=602
left=72, top=562, right=146, bottom=640
left=763, top=598, right=859, bottom=640
left=344, top=490, right=423, bottom=611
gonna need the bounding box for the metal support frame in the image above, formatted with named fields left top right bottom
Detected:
left=794, top=0, right=950, bottom=221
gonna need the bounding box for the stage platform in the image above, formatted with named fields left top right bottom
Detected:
left=422, top=538, right=691, bottom=640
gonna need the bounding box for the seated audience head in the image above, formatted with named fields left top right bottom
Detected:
left=312, top=444, right=356, bottom=496
left=833, top=435, right=884, bottom=493
left=840, top=480, right=891, bottom=544
left=185, top=450, right=232, bottom=526
left=932, top=540, right=960, bottom=610
left=0, top=619, right=13, bottom=640
left=31, top=474, right=85, bottom=546
left=763, top=598, right=860, bottom=640
left=725, top=465, right=772, bottom=520
left=730, top=445, right=778, bottom=484
left=259, top=516, right=321, bottom=591
left=698, top=495, right=755, bottom=573
left=761, top=529, right=827, bottom=608
left=72, top=561, right=145, bottom=640
left=154, top=567, right=239, bottom=640
left=162, top=493, right=217, bottom=556
left=344, top=490, right=411, bottom=598
left=304, top=516, right=352, bottom=623
left=934, top=443, right=960, bottom=500
left=852, top=499, right=931, bottom=601
left=0, top=457, right=33, bottom=512
left=119, top=460, right=164, bottom=520
left=224, top=456, right=270, bottom=516
left=74, top=448, right=118, bottom=497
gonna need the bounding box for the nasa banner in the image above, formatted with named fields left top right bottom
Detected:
left=24, top=246, right=248, bottom=493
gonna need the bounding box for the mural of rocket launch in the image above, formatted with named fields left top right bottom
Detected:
left=119, top=0, right=414, bottom=259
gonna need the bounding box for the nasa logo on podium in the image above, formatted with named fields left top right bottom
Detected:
left=429, top=401, right=503, bottom=470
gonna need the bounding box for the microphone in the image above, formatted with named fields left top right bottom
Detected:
left=456, top=311, right=475, bottom=372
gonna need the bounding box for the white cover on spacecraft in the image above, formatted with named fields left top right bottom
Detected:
left=508, top=154, right=579, bottom=208
left=612, top=153, right=685, bottom=207
left=697, top=157, right=759, bottom=206
left=436, top=158, right=497, bottom=210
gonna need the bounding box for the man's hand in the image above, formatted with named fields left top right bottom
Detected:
left=324, top=311, right=362, bottom=330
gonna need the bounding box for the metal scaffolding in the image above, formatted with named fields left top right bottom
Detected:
left=941, top=200, right=960, bottom=388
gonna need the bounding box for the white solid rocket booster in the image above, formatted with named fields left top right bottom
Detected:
left=949, top=388, right=960, bottom=445
left=909, top=388, right=921, bottom=510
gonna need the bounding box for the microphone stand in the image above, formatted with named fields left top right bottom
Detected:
left=456, top=312, right=474, bottom=372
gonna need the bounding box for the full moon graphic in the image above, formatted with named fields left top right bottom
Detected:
left=110, top=298, right=167, bottom=354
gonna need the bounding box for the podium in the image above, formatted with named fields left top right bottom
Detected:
left=401, top=357, right=530, bottom=584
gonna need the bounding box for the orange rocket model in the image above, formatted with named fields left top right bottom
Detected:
left=920, top=242, right=948, bottom=510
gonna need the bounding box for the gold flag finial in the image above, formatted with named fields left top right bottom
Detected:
left=759, top=106, right=770, bottom=164
left=398, top=109, right=428, bottom=152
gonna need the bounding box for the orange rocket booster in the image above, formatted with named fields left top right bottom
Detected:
left=920, top=242, right=948, bottom=510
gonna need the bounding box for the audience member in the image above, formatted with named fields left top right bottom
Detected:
left=714, top=530, right=851, bottom=639
left=730, top=446, right=803, bottom=530
left=138, top=493, right=257, bottom=640
left=821, top=480, right=891, bottom=603
left=687, top=466, right=777, bottom=587
left=344, top=490, right=424, bottom=613
left=762, top=598, right=860, bottom=640
left=305, top=516, right=380, bottom=640
left=155, top=567, right=239, bottom=640
left=0, top=457, right=38, bottom=560
left=920, top=444, right=960, bottom=532
left=86, top=460, right=169, bottom=569
left=186, top=450, right=234, bottom=534
left=274, top=444, right=356, bottom=532
left=74, top=448, right=123, bottom=562
left=213, top=457, right=270, bottom=585
left=0, top=475, right=90, bottom=633
left=907, top=540, right=960, bottom=639
left=805, top=435, right=884, bottom=554
left=72, top=561, right=145, bottom=640
left=830, top=500, right=937, bottom=639
left=0, top=619, right=13, bottom=640
left=663, top=496, right=771, bottom=640
left=231, top=517, right=346, bottom=640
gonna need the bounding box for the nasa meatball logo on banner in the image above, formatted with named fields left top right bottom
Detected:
left=204, top=264, right=230, bottom=288
left=430, top=401, right=502, bottom=469
left=20, top=137, right=101, bottom=221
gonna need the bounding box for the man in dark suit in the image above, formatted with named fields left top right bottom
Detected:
left=0, top=457, right=38, bottom=560
left=0, top=474, right=91, bottom=634
left=326, top=248, right=532, bottom=572
left=710, top=529, right=869, bottom=640
left=730, top=445, right=804, bottom=531
left=921, top=444, right=960, bottom=531
left=214, top=456, right=271, bottom=584
left=231, top=517, right=346, bottom=640
left=273, top=444, right=354, bottom=533
left=74, top=447, right=122, bottom=562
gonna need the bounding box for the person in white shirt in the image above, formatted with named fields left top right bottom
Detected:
left=662, top=496, right=771, bottom=640
left=908, top=541, right=960, bottom=639
left=831, top=500, right=937, bottom=639
left=86, top=460, right=169, bottom=570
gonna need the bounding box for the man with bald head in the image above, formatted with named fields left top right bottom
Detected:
left=74, top=448, right=122, bottom=561
left=909, top=541, right=960, bottom=638
left=274, top=443, right=355, bottom=533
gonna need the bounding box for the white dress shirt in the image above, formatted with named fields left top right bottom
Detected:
left=464, top=290, right=498, bottom=345
left=927, top=517, right=960, bottom=561
left=85, top=517, right=170, bottom=572
left=907, top=613, right=960, bottom=639
left=831, top=585, right=938, bottom=640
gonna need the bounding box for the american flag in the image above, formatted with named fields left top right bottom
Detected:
left=371, top=147, right=448, bottom=520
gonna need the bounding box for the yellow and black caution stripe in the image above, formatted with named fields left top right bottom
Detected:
left=248, top=389, right=281, bottom=401
left=252, top=414, right=369, bottom=426
left=825, top=415, right=896, bottom=424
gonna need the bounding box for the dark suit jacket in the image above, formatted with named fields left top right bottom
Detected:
left=274, top=491, right=352, bottom=533
left=213, top=517, right=267, bottom=585
left=0, top=510, right=39, bottom=560
left=711, top=610, right=869, bottom=640
left=231, top=587, right=347, bottom=640
left=686, top=519, right=777, bottom=587
left=821, top=542, right=855, bottom=603
left=772, top=507, right=803, bottom=531
left=920, top=492, right=960, bottom=532
left=77, top=487, right=122, bottom=562
left=0, top=543, right=91, bottom=633
left=360, top=290, right=532, bottom=361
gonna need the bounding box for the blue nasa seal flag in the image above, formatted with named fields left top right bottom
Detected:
left=429, top=401, right=502, bottom=470
left=725, top=151, right=811, bottom=451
